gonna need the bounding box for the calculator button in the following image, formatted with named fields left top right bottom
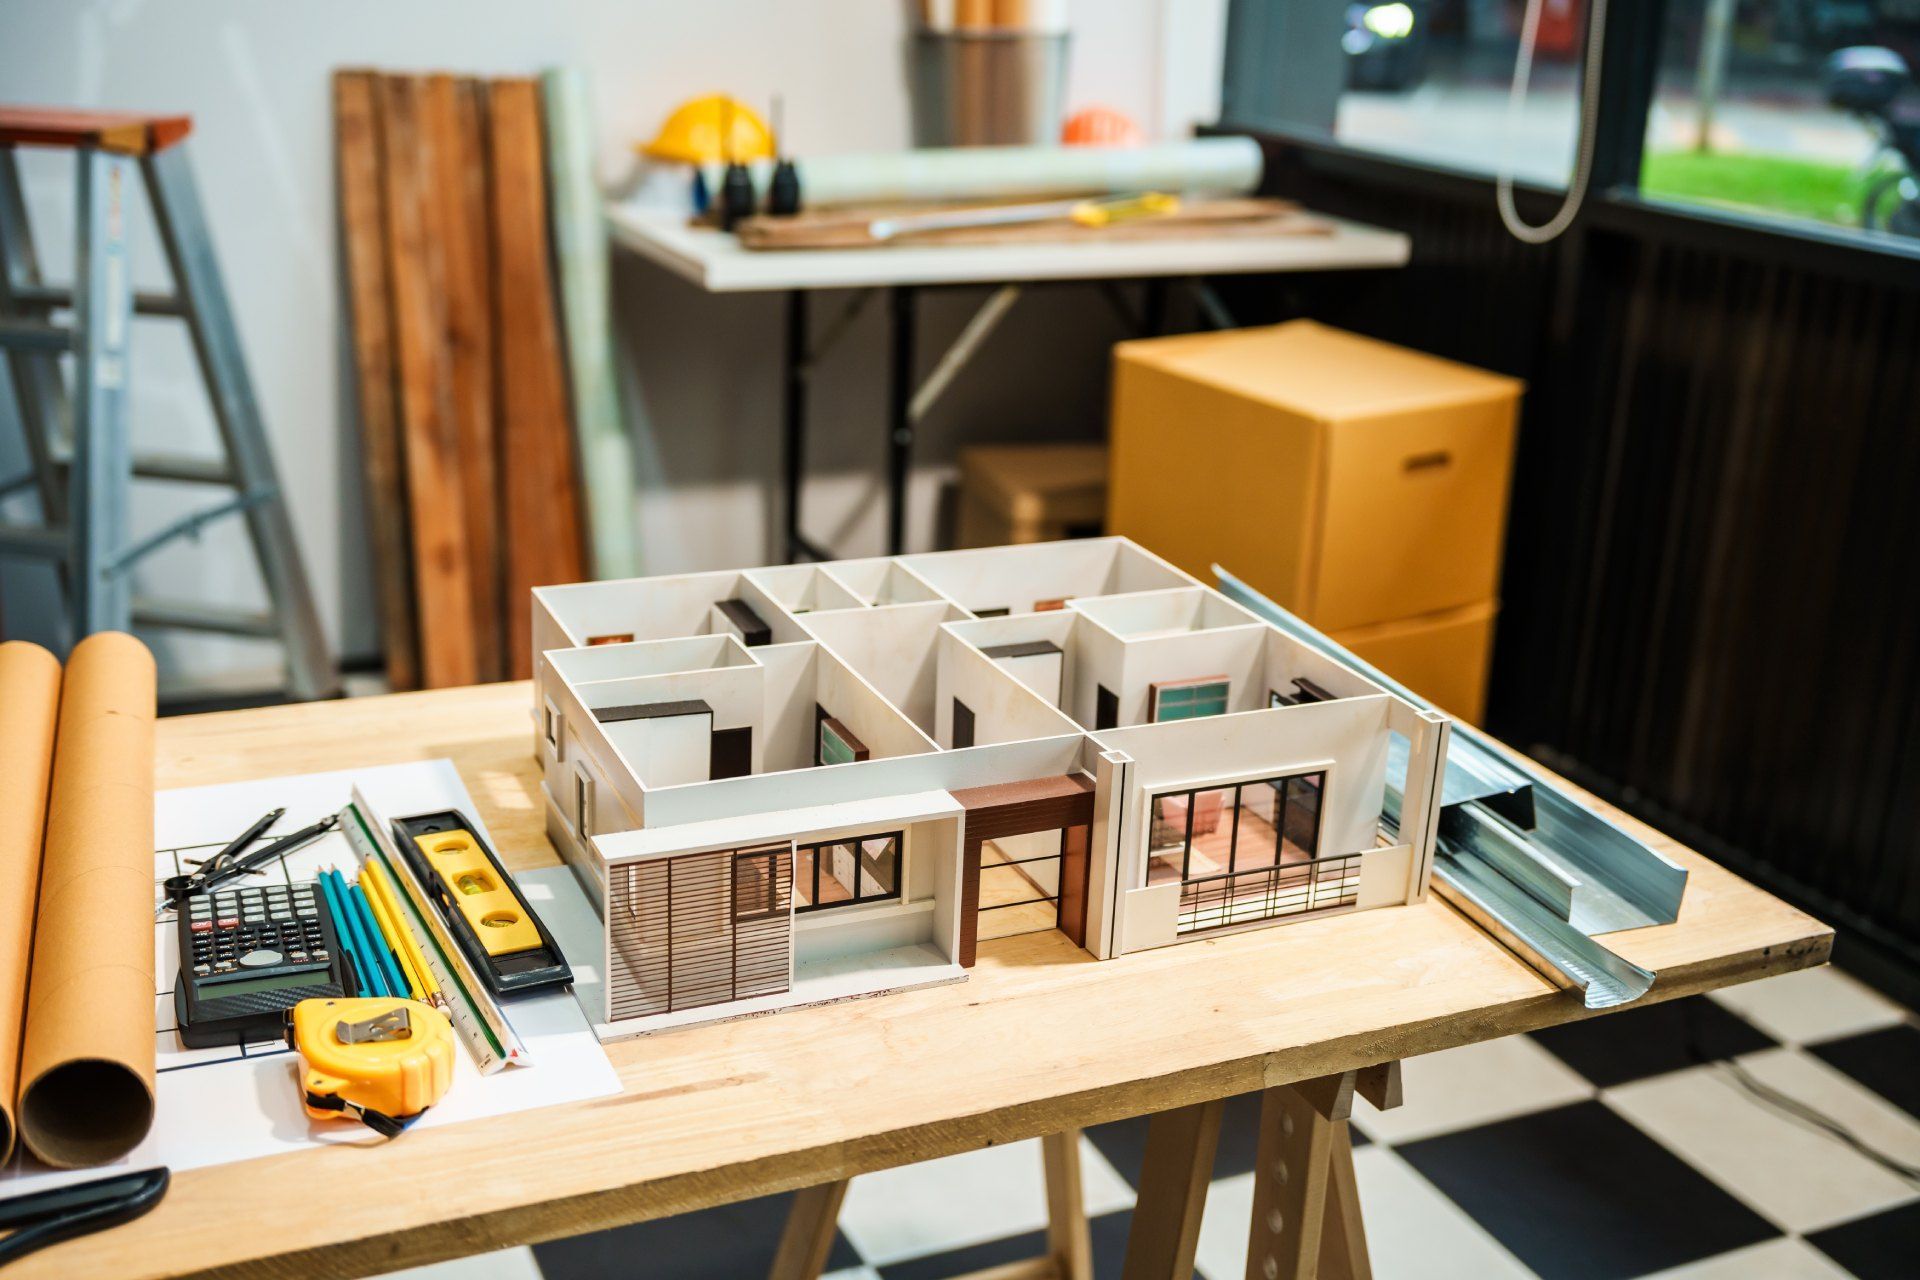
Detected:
left=312, top=949, right=329, bottom=961
left=239, top=949, right=282, bottom=968
left=193, top=964, right=211, bottom=976
left=190, top=920, right=212, bottom=933
left=217, top=917, right=239, bottom=929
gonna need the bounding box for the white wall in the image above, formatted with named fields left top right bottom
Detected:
left=1118, top=623, right=1268, bottom=725
left=935, top=629, right=1083, bottom=747
left=0, top=1, right=1228, bottom=681
left=903, top=538, right=1190, bottom=615
left=756, top=642, right=821, bottom=774
left=799, top=600, right=959, bottom=734
left=816, top=647, right=939, bottom=761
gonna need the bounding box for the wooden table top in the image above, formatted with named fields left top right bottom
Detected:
left=24, top=682, right=1831, bottom=1279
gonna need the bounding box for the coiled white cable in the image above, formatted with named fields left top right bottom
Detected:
left=1497, top=0, right=1610, bottom=244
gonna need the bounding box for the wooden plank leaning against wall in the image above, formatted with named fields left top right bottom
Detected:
left=490, top=76, right=587, bottom=678
left=332, top=69, right=586, bottom=690
left=332, top=72, right=419, bottom=692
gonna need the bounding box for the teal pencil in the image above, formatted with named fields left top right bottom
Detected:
left=328, top=868, right=390, bottom=997
left=317, top=869, right=374, bottom=996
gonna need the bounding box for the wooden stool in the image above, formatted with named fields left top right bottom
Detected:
left=770, top=1128, right=1094, bottom=1280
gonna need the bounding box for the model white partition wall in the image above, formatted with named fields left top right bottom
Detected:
left=531, top=538, right=1452, bottom=1038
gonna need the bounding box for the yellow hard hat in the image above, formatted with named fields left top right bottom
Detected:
left=640, top=95, right=774, bottom=165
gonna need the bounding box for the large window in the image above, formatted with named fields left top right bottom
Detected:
left=1639, top=8, right=1920, bottom=240
left=794, top=832, right=901, bottom=912
left=1146, top=772, right=1353, bottom=933
left=1223, top=1, right=1580, bottom=184
left=1224, top=0, right=1920, bottom=248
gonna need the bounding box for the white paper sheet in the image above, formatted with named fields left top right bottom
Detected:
left=0, top=760, right=621, bottom=1199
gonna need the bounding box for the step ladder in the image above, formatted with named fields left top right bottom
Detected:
left=0, top=108, right=337, bottom=700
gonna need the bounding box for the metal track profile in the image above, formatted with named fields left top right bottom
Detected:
left=1215, top=568, right=1682, bottom=1009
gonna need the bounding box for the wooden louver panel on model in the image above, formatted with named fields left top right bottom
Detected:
left=607, top=846, right=792, bottom=1020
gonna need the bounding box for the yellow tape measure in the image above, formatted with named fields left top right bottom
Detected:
left=287, top=997, right=454, bottom=1138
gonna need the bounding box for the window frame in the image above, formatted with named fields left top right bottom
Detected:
left=1144, top=769, right=1330, bottom=889
left=792, top=830, right=904, bottom=914
left=731, top=845, right=789, bottom=923
left=1149, top=676, right=1230, bottom=723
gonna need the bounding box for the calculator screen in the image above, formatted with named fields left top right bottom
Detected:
left=200, top=970, right=320, bottom=998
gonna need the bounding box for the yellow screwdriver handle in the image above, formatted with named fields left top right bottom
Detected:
left=1070, top=192, right=1180, bottom=228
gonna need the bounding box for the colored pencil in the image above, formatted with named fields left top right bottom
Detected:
left=317, top=869, right=376, bottom=996
left=348, top=882, right=409, bottom=998
left=331, top=868, right=393, bottom=998
left=364, top=860, right=442, bottom=1004
left=359, top=865, right=424, bottom=1000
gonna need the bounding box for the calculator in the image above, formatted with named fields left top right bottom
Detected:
left=173, top=880, right=350, bottom=1048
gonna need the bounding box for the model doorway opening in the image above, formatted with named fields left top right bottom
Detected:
left=1147, top=771, right=1358, bottom=934
left=978, top=825, right=1089, bottom=942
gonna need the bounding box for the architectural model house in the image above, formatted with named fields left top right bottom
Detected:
left=532, top=538, right=1452, bottom=1037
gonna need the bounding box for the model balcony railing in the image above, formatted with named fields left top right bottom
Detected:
left=1176, top=852, right=1362, bottom=935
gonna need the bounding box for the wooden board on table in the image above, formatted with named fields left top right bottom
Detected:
left=332, top=70, right=420, bottom=692
left=734, top=197, right=1334, bottom=251
left=378, top=73, right=480, bottom=689
left=21, top=682, right=1830, bottom=1280
left=421, top=73, right=502, bottom=683
left=488, top=76, right=586, bottom=678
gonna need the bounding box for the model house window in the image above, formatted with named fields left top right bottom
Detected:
left=1149, top=677, right=1229, bottom=723
left=818, top=715, right=869, bottom=766
left=1144, top=770, right=1353, bottom=934
left=732, top=846, right=786, bottom=922
left=573, top=766, right=594, bottom=835
left=793, top=831, right=901, bottom=912
left=1095, top=685, right=1119, bottom=730
left=543, top=699, right=562, bottom=750
left=1146, top=771, right=1328, bottom=887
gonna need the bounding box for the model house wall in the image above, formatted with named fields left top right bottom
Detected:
left=530, top=538, right=1451, bottom=1039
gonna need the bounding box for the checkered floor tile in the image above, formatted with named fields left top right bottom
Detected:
left=384, top=965, right=1920, bottom=1279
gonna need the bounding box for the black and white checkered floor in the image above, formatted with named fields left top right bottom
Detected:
left=393, top=965, right=1920, bottom=1280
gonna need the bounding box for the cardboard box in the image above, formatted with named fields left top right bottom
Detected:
left=957, top=443, right=1107, bottom=547
left=1332, top=599, right=1497, bottom=723
left=1106, top=321, right=1522, bottom=631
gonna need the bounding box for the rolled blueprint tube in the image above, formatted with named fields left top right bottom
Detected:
left=0, top=641, right=62, bottom=1165
left=18, top=632, right=157, bottom=1169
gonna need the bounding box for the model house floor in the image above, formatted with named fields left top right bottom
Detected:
left=392, top=964, right=1920, bottom=1280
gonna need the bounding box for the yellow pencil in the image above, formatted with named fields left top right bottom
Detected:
left=364, top=859, right=442, bottom=1003
left=358, top=863, right=424, bottom=1001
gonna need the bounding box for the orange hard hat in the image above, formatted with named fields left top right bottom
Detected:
left=1061, top=106, right=1144, bottom=148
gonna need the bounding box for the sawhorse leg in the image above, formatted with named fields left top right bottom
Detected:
left=1121, top=1063, right=1401, bottom=1280
left=769, top=1128, right=1094, bottom=1280
left=1244, top=1062, right=1399, bottom=1280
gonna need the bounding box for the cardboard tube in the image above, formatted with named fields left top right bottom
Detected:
left=18, top=632, right=156, bottom=1169
left=789, top=137, right=1264, bottom=208
left=0, top=641, right=61, bottom=1165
